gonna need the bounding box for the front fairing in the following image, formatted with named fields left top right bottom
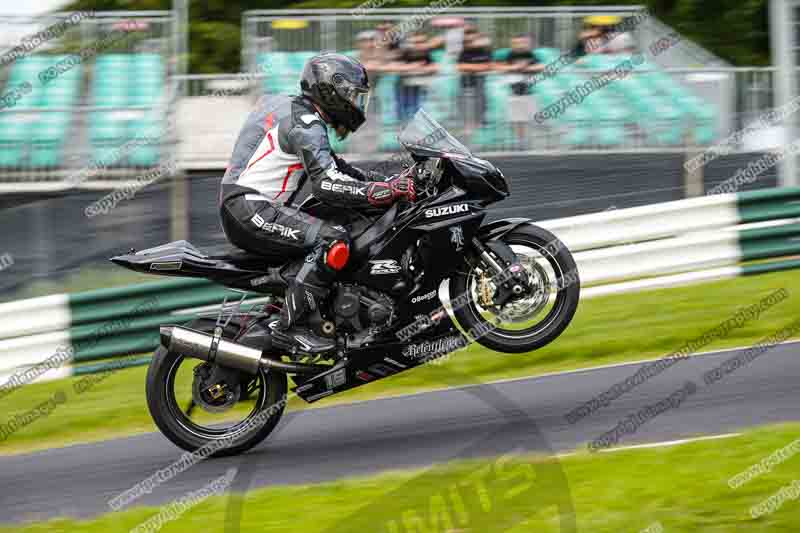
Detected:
left=446, top=156, right=509, bottom=204
left=398, top=110, right=509, bottom=204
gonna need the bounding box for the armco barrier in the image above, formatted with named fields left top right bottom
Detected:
left=67, top=278, right=248, bottom=364
left=1, top=187, right=799, bottom=387
left=0, top=278, right=255, bottom=386
left=738, top=187, right=800, bottom=223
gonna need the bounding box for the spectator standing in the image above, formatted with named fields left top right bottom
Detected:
left=430, top=16, right=466, bottom=59
left=355, top=30, right=381, bottom=76
left=391, top=32, right=437, bottom=121
left=572, top=15, right=636, bottom=57
left=376, top=21, right=403, bottom=57
left=494, top=34, right=543, bottom=146
left=457, top=24, right=493, bottom=133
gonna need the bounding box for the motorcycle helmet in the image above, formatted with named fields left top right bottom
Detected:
left=299, top=52, right=371, bottom=134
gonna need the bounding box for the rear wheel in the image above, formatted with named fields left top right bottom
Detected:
left=146, top=318, right=287, bottom=457
left=450, top=224, right=580, bottom=354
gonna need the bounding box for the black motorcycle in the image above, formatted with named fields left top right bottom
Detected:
left=111, top=110, right=580, bottom=456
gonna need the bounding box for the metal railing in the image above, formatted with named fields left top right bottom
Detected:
left=242, top=6, right=654, bottom=74
left=229, top=6, right=757, bottom=159
left=167, top=65, right=778, bottom=163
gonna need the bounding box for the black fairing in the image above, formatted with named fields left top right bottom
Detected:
left=446, top=156, right=509, bottom=204
left=110, top=240, right=288, bottom=293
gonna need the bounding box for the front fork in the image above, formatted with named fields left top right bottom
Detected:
left=469, top=237, right=531, bottom=306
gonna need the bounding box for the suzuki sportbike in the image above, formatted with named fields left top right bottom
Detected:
left=111, top=109, right=580, bottom=455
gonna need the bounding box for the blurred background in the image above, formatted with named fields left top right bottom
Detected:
left=0, top=0, right=794, bottom=296
left=1, top=3, right=800, bottom=532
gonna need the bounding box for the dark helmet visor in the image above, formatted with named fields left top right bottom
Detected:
left=339, top=84, right=371, bottom=116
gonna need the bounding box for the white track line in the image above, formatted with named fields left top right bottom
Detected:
left=555, top=433, right=743, bottom=459
left=470, top=339, right=800, bottom=388
left=329, top=339, right=800, bottom=408
left=597, top=432, right=743, bottom=453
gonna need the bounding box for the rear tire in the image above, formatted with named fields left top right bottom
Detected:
left=450, top=224, right=580, bottom=354
left=146, top=318, right=287, bottom=457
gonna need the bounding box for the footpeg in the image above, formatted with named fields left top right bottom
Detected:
left=269, top=322, right=336, bottom=355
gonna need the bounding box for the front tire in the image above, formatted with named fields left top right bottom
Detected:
left=450, top=224, right=580, bottom=354
left=146, top=318, right=287, bottom=457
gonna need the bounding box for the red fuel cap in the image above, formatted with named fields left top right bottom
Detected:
left=326, top=241, right=350, bottom=271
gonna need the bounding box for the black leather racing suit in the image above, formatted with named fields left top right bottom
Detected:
left=219, top=94, right=387, bottom=332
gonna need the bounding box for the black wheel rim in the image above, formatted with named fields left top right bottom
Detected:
left=164, top=355, right=273, bottom=441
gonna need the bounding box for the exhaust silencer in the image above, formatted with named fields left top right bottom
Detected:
left=161, top=326, right=262, bottom=374
left=160, top=326, right=330, bottom=375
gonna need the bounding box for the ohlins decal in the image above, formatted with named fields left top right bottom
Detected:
left=425, top=204, right=469, bottom=218
left=411, top=289, right=437, bottom=303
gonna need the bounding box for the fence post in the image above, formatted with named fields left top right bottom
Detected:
left=684, top=151, right=704, bottom=197
left=170, top=171, right=189, bottom=241
left=770, top=0, right=799, bottom=187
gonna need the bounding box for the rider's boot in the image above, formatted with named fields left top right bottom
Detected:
left=271, top=247, right=338, bottom=355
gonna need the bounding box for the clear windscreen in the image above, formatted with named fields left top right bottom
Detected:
left=398, top=109, right=472, bottom=158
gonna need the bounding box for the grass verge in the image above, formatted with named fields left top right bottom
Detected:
left=4, top=424, right=800, bottom=532
left=1, top=270, right=798, bottom=455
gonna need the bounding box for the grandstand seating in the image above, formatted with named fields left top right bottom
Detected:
left=0, top=55, right=81, bottom=168
left=0, top=52, right=166, bottom=169
left=250, top=49, right=718, bottom=152
left=89, top=53, right=166, bottom=167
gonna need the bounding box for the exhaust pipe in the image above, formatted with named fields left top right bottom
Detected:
left=160, top=326, right=329, bottom=375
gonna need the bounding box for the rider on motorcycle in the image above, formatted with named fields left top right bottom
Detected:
left=219, top=53, right=416, bottom=354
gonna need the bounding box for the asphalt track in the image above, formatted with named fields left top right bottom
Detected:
left=2, top=341, right=799, bottom=524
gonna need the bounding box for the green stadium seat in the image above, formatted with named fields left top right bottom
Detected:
left=89, top=53, right=166, bottom=167
left=89, top=113, right=125, bottom=142
left=0, top=117, right=29, bottom=166
left=533, top=48, right=562, bottom=63
left=259, top=52, right=295, bottom=95
left=578, top=55, right=717, bottom=146
left=128, top=116, right=164, bottom=167
left=291, top=51, right=316, bottom=70
left=30, top=112, right=71, bottom=167
left=90, top=55, right=131, bottom=166
left=0, top=55, right=81, bottom=167
left=492, top=48, right=511, bottom=62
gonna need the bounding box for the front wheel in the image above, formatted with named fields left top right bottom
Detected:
left=450, top=224, right=580, bottom=354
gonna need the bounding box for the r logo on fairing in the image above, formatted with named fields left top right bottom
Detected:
left=370, top=259, right=401, bottom=275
